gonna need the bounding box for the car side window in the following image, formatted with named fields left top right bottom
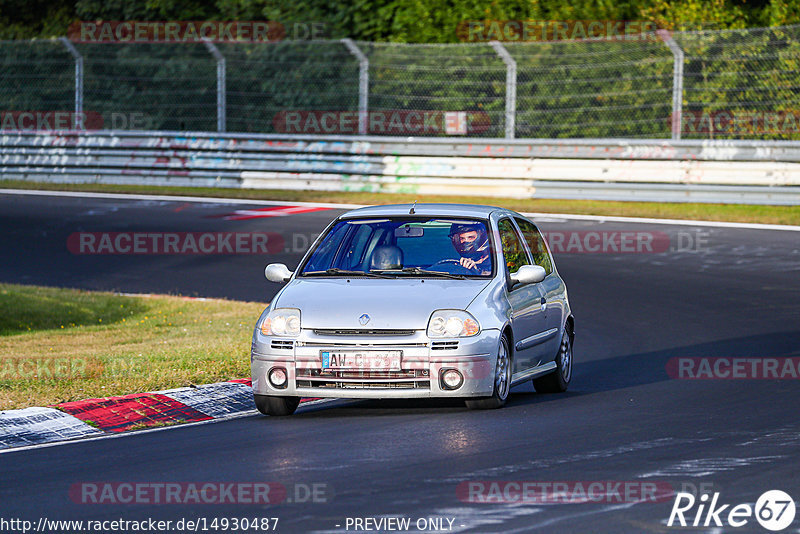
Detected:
left=497, top=218, right=530, bottom=274
left=515, top=218, right=553, bottom=275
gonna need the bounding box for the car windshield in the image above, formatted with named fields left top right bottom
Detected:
left=299, top=217, right=495, bottom=278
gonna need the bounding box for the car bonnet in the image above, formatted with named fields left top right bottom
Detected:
left=271, top=277, right=492, bottom=330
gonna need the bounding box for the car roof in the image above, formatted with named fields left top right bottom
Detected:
left=339, top=203, right=521, bottom=219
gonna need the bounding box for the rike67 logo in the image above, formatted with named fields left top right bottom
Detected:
left=668, top=490, right=796, bottom=531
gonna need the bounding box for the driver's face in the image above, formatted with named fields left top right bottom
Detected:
left=457, top=230, right=479, bottom=244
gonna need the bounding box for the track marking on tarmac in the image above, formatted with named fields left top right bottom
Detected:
left=214, top=205, right=331, bottom=220
left=0, top=188, right=362, bottom=209
left=2, top=189, right=799, bottom=231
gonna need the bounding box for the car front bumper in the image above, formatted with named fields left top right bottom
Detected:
left=251, top=329, right=501, bottom=399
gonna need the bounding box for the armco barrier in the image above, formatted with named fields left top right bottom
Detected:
left=2, top=131, right=800, bottom=204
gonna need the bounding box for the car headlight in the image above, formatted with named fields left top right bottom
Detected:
left=427, top=310, right=480, bottom=338
left=260, top=308, right=301, bottom=337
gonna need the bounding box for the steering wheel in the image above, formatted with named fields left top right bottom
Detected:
left=428, top=259, right=476, bottom=275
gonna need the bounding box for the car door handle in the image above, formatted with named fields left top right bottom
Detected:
left=540, top=297, right=547, bottom=305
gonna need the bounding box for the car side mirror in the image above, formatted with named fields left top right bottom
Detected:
left=265, top=263, right=293, bottom=283
left=509, top=265, right=546, bottom=287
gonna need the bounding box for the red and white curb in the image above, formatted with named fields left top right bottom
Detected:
left=0, top=379, right=320, bottom=450
left=0, top=407, right=103, bottom=449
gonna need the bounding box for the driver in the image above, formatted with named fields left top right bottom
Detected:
left=449, top=222, right=491, bottom=274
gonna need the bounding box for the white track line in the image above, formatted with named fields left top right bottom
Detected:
left=519, top=211, right=800, bottom=231
left=1, top=188, right=798, bottom=231
left=0, top=188, right=363, bottom=209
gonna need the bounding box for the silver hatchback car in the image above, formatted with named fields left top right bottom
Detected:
left=251, top=203, right=574, bottom=415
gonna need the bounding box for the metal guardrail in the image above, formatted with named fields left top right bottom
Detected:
left=6, top=130, right=800, bottom=160
left=2, top=131, right=799, bottom=205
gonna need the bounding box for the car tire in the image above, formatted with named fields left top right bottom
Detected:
left=254, top=394, right=300, bottom=416
left=465, top=334, right=512, bottom=410
left=533, top=323, right=572, bottom=393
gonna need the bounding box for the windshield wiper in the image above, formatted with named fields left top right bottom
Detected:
left=374, top=267, right=467, bottom=280
left=303, top=268, right=395, bottom=278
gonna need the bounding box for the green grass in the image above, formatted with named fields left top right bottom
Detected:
left=0, top=283, right=265, bottom=410
left=2, top=180, right=799, bottom=226
left=0, top=285, right=149, bottom=335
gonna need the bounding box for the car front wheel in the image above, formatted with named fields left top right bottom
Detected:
left=465, top=334, right=511, bottom=410
left=254, top=394, right=300, bottom=416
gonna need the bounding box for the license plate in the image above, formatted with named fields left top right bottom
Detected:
left=321, top=350, right=402, bottom=371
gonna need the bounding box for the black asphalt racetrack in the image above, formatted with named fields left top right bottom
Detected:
left=1, top=190, right=799, bottom=533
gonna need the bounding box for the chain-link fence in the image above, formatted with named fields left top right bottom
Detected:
left=1, top=24, right=799, bottom=139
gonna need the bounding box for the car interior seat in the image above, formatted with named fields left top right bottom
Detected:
left=369, top=245, right=404, bottom=270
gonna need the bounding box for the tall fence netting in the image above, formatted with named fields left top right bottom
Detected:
left=1, top=24, right=799, bottom=139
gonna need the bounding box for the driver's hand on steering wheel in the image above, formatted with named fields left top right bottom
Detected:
left=459, top=257, right=478, bottom=270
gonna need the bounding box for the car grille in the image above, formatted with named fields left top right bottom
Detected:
left=300, top=341, right=427, bottom=348
left=312, top=329, right=415, bottom=336
left=431, top=341, right=459, bottom=350
left=296, top=369, right=430, bottom=390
